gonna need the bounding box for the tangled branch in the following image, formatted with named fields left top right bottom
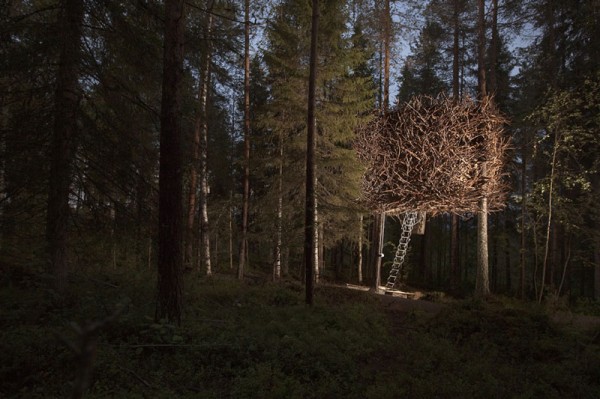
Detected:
left=355, top=95, right=510, bottom=216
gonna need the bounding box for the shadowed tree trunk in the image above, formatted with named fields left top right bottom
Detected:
left=383, top=0, right=391, bottom=108
left=520, top=135, right=527, bottom=298
left=304, top=0, right=319, bottom=305
left=238, top=0, right=251, bottom=280
left=358, top=214, right=363, bottom=284
left=449, top=0, right=461, bottom=292
left=273, top=130, right=283, bottom=281
left=46, top=0, right=84, bottom=293
left=156, top=0, right=185, bottom=324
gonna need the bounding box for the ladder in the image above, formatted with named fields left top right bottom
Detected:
left=385, top=211, right=419, bottom=290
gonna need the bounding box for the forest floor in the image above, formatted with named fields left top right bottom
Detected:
left=1, top=264, right=600, bottom=398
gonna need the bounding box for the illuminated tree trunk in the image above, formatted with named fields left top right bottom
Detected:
left=198, top=7, right=214, bottom=275
left=449, top=0, right=461, bottom=292
left=46, top=0, right=84, bottom=293
left=156, top=0, right=185, bottom=324
left=475, top=0, right=490, bottom=298
left=372, top=0, right=391, bottom=290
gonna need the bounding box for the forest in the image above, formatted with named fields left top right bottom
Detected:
left=1, top=0, right=600, bottom=397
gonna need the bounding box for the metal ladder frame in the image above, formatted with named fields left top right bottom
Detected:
left=385, top=211, right=419, bottom=290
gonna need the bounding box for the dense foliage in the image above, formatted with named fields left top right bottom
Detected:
left=1, top=267, right=599, bottom=398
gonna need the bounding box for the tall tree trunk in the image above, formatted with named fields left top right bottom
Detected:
left=314, top=196, right=320, bottom=284
left=489, top=0, right=499, bottom=96
left=383, top=0, right=391, bottom=108
left=419, top=218, right=430, bottom=286
left=371, top=213, right=385, bottom=290
left=46, top=0, right=84, bottom=293
left=539, top=131, right=559, bottom=303
left=371, top=0, right=392, bottom=290
left=491, top=214, right=499, bottom=292
left=273, top=133, right=283, bottom=281
left=520, top=136, right=527, bottom=298
left=594, top=176, right=600, bottom=300
left=594, top=241, right=600, bottom=300
left=199, top=7, right=214, bottom=275
left=358, top=214, right=363, bottom=284
left=318, top=222, right=324, bottom=282
left=238, top=0, right=251, bottom=280
left=229, top=191, right=233, bottom=269
left=450, top=0, right=461, bottom=292
left=476, top=196, right=490, bottom=297
left=304, top=0, right=319, bottom=305
left=503, top=215, right=512, bottom=292
left=184, top=0, right=215, bottom=269
left=475, top=0, right=490, bottom=298
left=156, top=0, right=185, bottom=324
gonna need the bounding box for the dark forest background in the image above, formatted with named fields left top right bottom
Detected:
left=2, top=0, right=600, bottom=305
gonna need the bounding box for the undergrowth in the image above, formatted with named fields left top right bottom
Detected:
left=0, top=265, right=599, bottom=398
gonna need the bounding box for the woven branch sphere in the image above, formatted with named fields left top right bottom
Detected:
left=355, top=95, right=510, bottom=216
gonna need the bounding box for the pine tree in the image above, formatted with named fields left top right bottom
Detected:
left=46, top=0, right=84, bottom=292
left=156, top=0, right=185, bottom=324
left=261, top=0, right=374, bottom=282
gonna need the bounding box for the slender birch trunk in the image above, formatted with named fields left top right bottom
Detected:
left=198, top=6, right=214, bottom=275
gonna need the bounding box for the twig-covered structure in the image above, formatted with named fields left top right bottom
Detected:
left=355, top=95, right=510, bottom=216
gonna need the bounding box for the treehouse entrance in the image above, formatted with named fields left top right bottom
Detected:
left=385, top=211, right=420, bottom=290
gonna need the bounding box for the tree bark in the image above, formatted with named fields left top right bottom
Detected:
left=371, top=213, right=385, bottom=290
left=358, top=214, right=363, bottom=284
left=46, top=0, right=84, bottom=293
left=273, top=132, right=283, bottom=281
left=539, top=131, right=559, bottom=303
left=370, top=0, right=392, bottom=290
left=156, top=0, right=185, bottom=324
left=476, top=196, right=490, bottom=297
left=314, top=196, right=320, bottom=284
left=238, top=0, right=251, bottom=280
left=450, top=0, right=461, bottom=292
left=304, top=0, right=319, bottom=305
left=503, top=215, right=512, bottom=293
left=198, top=7, right=214, bottom=275
left=489, top=0, right=499, bottom=96
left=594, top=241, right=600, bottom=300
left=475, top=0, right=489, bottom=299
left=383, top=0, right=391, bottom=109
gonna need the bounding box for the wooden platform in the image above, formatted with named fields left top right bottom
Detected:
left=380, top=287, right=417, bottom=299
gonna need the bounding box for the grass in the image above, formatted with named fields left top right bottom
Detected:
left=1, top=265, right=599, bottom=398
